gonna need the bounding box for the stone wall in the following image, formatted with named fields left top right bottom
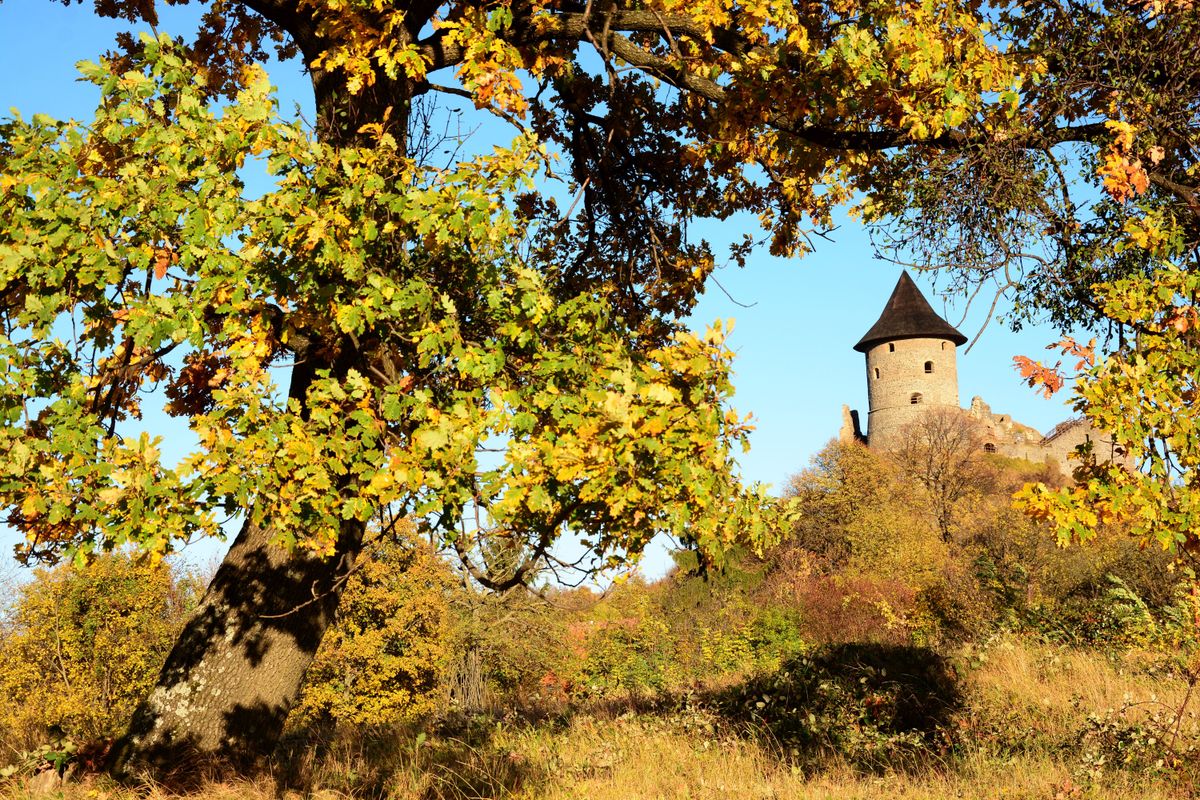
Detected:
left=863, top=336, right=958, bottom=450
left=965, top=396, right=1048, bottom=463
left=846, top=391, right=1129, bottom=476
left=964, top=396, right=1127, bottom=475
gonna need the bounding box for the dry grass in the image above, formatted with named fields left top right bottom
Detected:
left=8, top=720, right=1185, bottom=800
left=520, top=717, right=1183, bottom=800
left=3, top=636, right=1197, bottom=800
left=971, top=638, right=1186, bottom=712
left=960, top=636, right=1197, bottom=759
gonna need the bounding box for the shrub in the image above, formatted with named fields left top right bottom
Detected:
left=0, top=554, right=202, bottom=749
left=745, top=607, right=809, bottom=671
left=293, top=527, right=458, bottom=726
left=786, top=574, right=919, bottom=646
left=446, top=584, right=575, bottom=711
left=1074, top=688, right=1200, bottom=786
left=574, top=591, right=675, bottom=697
left=710, top=642, right=962, bottom=770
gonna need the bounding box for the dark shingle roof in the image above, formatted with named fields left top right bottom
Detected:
left=853, top=272, right=968, bottom=353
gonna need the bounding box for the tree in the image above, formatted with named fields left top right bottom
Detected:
left=0, top=0, right=1131, bottom=773
left=0, top=33, right=780, bottom=771
left=892, top=410, right=989, bottom=543
left=867, top=2, right=1200, bottom=332
left=786, top=440, right=949, bottom=589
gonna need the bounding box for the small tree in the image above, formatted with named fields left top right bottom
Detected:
left=892, top=410, right=989, bottom=543
left=786, top=440, right=892, bottom=567
left=786, top=440, right=949, bottom=588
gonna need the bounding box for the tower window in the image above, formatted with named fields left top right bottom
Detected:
left=888, top=343, right=895, bottom=352
left=924, top=361, right=934, bottom=373
left=910, top=393, right=923, bottom=405
left=984, top=443, right=997, bottom=453
left=941, top=342, right=946, bottom=351
left=874, top=367, right=880, bottom=379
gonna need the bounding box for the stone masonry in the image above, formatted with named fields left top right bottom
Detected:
left=839, top=272, right=1125, bottom=475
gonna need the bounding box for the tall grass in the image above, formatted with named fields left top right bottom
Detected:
left=4, top=636, right=1196, bottom=800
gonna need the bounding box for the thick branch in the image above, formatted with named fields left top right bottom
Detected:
left=452, top=498, right=580, bottom=592
left=1149, top=171, right=1200, bottom=207
left=235, top=0, right=323, bottom=64
left=414, top=7, right=1115, bottom=155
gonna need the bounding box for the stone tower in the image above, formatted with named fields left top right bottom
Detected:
left=852, top=272, right=967, bottom=450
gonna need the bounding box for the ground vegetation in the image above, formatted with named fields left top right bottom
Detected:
left=2, top=444, right=1196, bottom=797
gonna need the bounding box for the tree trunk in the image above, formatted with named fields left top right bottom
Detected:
left=109, top=512, right=366, bottom=774
left=110, top=344, right=369, bottom=775
left=110, top=55, right=412, bottom=777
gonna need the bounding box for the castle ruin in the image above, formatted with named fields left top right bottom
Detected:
left=840, top=272, right=1121, bottom=473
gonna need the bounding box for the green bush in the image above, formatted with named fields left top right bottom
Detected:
left=710, top=643, right=962, bottom=770
left=574, top=592, right=674, bottom=696
left=745, top=607, right=809, bottom=670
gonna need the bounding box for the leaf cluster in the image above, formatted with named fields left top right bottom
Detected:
left=0, top=38, right=779, bottom=578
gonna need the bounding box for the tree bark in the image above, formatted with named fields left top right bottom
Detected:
left=110, top=512, right=366, bottom=774
left=110, top=333, right=373, bottom=774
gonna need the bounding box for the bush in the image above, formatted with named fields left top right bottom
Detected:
left=446, top=584, right=574, bottom=711
left=710, top=642, right=962, bottom=770
left=574, top=591, right=674, bottom=697
left=787, top=574, right=919, bottom=646
left=1076, top=697, right=1200, bottom=784
left=0, top=554, right=202, bottom=750
left=293, top=527, right=458, bottom=726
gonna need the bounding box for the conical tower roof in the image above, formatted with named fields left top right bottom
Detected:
left=853, top=271, right=967, bottom=353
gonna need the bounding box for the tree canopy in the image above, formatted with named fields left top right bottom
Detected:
left=0, top=32, right=775, bottom=582
left=0, top=0, right=1038, bottom=585
left=1, top=0, right=1199, bottom=770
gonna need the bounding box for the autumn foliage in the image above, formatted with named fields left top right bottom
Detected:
left=3, top=443, right=1179, bottom=755
left=2, top=0, right=1200, bottom=771
left=293, top=525, right=456, bottom=727
left=0, top=556, right=203, bottom=750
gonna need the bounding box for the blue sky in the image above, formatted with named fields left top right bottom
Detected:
left=0, top=2, right=1082, bottom=578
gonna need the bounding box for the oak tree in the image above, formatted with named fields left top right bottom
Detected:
left=0, top=0, right=1090, bottom=772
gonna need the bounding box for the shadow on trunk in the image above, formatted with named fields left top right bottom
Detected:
left=109, top=514, right=366, bottom=779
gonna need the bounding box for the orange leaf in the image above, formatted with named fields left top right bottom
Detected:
left=1013, top=355, right=1065, bottom=398
left=153, top=248, right=172, bottom=280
